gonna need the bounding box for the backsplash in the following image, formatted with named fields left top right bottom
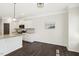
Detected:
left=15, top=28, right=35, bottom=34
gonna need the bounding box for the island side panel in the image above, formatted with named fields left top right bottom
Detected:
left=0, top=35, right=22, bottom=56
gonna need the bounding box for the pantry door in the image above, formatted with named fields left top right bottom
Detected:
left=4, top=23, right=10, bottom=35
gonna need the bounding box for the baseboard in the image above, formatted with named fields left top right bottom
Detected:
left=33, top=41, right=79, bottom=55
left=33, top=41, right=67, bottom=48
left=66, top=47, right=79, bottom=55
left=69, top=51, right=79, bottom=54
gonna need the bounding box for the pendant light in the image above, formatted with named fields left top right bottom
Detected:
left=13, top=3, right=16, bottom=21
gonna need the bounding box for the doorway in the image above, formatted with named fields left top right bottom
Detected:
left=4, top=23, right=10, bottom=35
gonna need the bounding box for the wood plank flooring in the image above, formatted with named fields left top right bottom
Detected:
left=6, top=41, right=79, bottom=56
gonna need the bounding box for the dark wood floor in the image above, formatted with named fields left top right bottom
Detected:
left=6, top=41, right=79, bottom=56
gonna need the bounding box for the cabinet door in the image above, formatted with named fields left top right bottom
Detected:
left=23, top=34, right=28, bottom=41
left=23, top=34, right=34, bottom=42
left=0, top=39, right=6, bottom=55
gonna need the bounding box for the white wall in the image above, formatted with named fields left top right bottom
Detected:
left=68, top=7, right=79, bottom=52
left=21, top=12, right=68, bottom=47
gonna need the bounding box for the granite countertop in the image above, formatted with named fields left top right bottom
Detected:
left=0, top=34, right=22, bottom=39
left=0, top=30, right=35, bottom=39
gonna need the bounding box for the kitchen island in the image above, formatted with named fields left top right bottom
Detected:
left=0, top=34, right=22, bottom=56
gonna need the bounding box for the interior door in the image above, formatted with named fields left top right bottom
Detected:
left=4, top=23, right=10, bottom=35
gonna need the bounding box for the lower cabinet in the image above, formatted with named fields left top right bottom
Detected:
left=22, top=33, right=34, bottom=42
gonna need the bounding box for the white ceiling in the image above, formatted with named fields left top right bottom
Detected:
left=0, top=3, right=79, bottom=19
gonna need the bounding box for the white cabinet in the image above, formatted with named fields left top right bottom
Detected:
left=23, top=33, right=34, bottom=42
left=0, top=36, right=22, bottom=56
left=0, top=39, right=6, bottom=55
